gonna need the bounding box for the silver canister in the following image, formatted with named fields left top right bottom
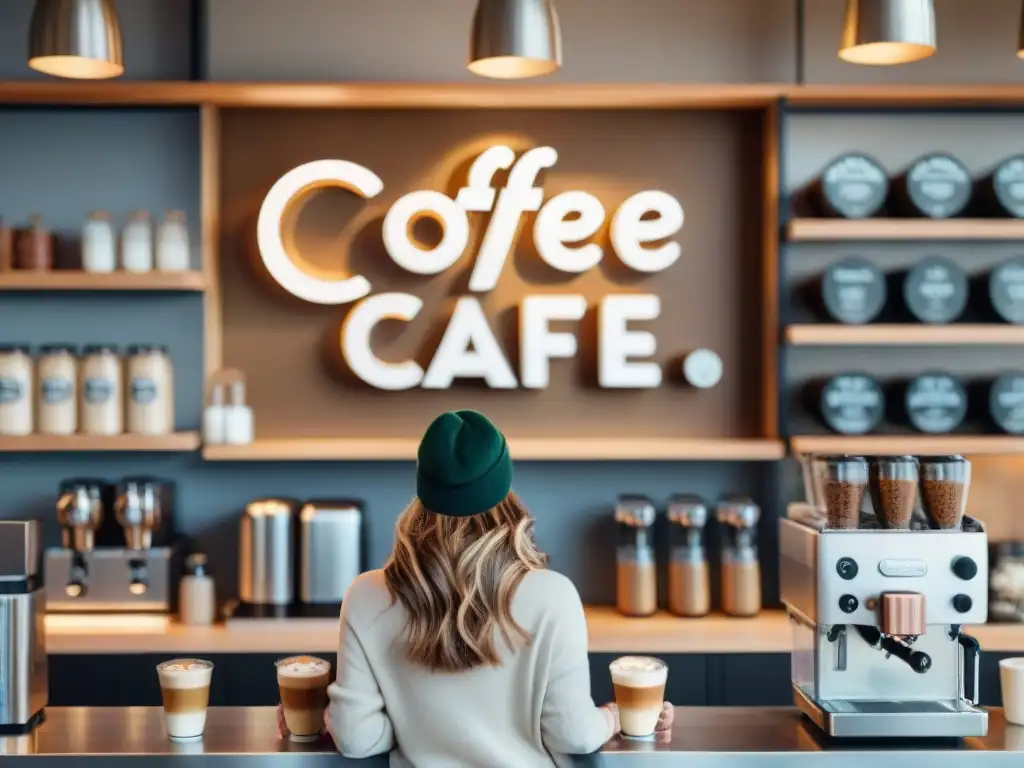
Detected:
left=239, top=498, right=297, bottom=606
left=614, top=495, right=657, bottom=617
left=717, top=496, right=762, bottom=617
left=666, top=495, right=710, bottom=617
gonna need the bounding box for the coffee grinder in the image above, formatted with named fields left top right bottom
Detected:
left=45, top=477, right=177, bottom=613
left=0, top=521, right=47, bottom=734
left=781, top=453, right=987, bottom=738
left=614, top=495, right=657, bottom=617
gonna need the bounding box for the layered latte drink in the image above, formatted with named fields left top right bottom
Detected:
left=610, top=656, right=667, bottom=738
left=157, top=659, right=214, bottom=742
left=277, top=655, right=332, bottom=742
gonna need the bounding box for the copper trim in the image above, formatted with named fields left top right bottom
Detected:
left=881, top=592, right=925, bottom=637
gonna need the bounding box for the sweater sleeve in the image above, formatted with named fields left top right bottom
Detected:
left=326, top=611, right=395, bottom=758
left=540, top=585, right=615, bottom=755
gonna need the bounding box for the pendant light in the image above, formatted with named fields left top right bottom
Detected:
left=1018, top=2, right=1024, bottom=59
left=838, top=0, right=936, bottom=66
left=28, top=0, right=124, bottom=79
left=468, top=0, right=561, bottom=79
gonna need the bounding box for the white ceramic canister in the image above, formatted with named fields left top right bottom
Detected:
left=0, top=345, right=33, bottom=436
left=81, top=211, right=116, bottom=273
left=121, top=211, right=153, bottom=273
left=79, top=345, right=123, bottom=436
left=126, top=345, right=174, bottom=435
left=37, top=345, right=78, bottom=435
left=155, top=210, right=190, bottom=272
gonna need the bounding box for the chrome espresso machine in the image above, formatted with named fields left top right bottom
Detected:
left=781, top=454, right=987, bottom=738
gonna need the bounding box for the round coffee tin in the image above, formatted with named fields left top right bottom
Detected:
left=820, top=373, right=885, bottom=435
left=990, top=372, right=1024, bottom=434
left=822, top=256, right=886, bottom=324
left=905, top=372, right=967, bottom=434
left=989, top=256, right=1024, bottom=324
left=993, top=156, right=1024, bottom=218
left=903, top=153, right=972, bottom=219
left=903, top=255, right=968, bottom=324
left=819, top=153, right=889, bottom=219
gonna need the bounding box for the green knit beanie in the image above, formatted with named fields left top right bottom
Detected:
left=416, top=410, right=513, bottom=517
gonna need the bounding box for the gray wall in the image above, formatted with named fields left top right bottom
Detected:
left=2, top=0, right=1021, bottom=601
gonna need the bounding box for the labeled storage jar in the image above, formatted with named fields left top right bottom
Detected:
left=126, top=345, right=174, bottom=435
left=0, top=345, right=33, bottom=436
left=37, top=345, right=78, bottom=435
left=80, top=345, right=123, bottom=436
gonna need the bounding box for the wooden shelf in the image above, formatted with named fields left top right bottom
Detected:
left=0, top=432, right=201, bottom=453
left=202, top=437, right=785, bottom=462
left=785, top=84, right=1024, bottom=108
left=0, top=271, right=206, bottom=292
left=787, top=218, right=1024, bottom=242
left=44, top=607, right=1023, bottom=655
left=785, top=324, right=1024, bottom=346
left=790, top=435, right=1024, bottom=456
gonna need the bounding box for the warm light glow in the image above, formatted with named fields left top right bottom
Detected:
left=129, top=581, right=148, bottom=596
left=45, top=613, right=171, bottom=633
left=838, top=41, right=935, bottom=65
left=467, top=56, right=559, bottom=79
left=256, top=159, right=383, bottom=305
left=64, top=583, right=82, bottom=598
left=28, top=54, right=123, bottom=79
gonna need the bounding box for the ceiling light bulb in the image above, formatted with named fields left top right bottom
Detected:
left=469, top=0, right=561, bottom=79
left=838, top=0, right=936, bottom=66
left=28, top=0, right=124, bottom=80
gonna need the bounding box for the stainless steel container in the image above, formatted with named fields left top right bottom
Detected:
left=239, top=498, right=297, bottom=606
left=717, top=496, right=762, bottom=618
left=0, top=520, right=47, bottom=733
left=614, top=495, right=657, bottom=617
left=300, top=500, right=363, bottom=604
left=666, top=495, right=710, bottom=617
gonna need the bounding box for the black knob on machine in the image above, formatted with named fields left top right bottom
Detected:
left=952, top=594, right=973, bottom=613
left=839, top=594, right=859, bottom=613
left=908, top=650, right=932, bottom=674
left=836, top=557, right=858, bottom=580
left=952, top=556, right=978, bottom=581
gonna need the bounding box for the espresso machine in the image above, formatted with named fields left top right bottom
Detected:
left=0, top=521, right=47, bottom=734
left=45, top=477, right=177, bottom=613
left=781, top=454, right=988, bottom=738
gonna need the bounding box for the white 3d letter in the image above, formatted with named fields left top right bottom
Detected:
left=455, top=145, right=517, bottom=212
left=468, top=146, right=559, bottom=292
left=598, top=294, right=662, bottom=388
left=610, top=190, right=684, bottom=273
left=257, top=159, right=383, bottom=305
left=520, top=295, right=587, bottom=389
left=533, top=191, right=606, bottom=273
left=422, top=298, right=517, bottom=389
left=341, top=293, right=424, bottom=390
left=383, top=190, right=470, bottom=275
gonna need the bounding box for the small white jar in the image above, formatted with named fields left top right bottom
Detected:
left=179, top=553, right=216, bottom=627
left=126, top=345, right=174, bottom=436
left=0, top=345, right=33, bottom=436
left=121, top=211, right=153, bottom=273
left=37, top=345, right=78, bottom=435
left=80, top=345, right=123, bottom=436
left=81, top=211, right=116, bottom=273
left=155, top=210, right=190, bottom=272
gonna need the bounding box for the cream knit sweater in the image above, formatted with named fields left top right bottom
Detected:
left=326, top=568, right=613, bottom=768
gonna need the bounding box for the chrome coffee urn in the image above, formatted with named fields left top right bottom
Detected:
left=234, top=498, right=299, bottom=619
left=0, top=521, right=47, bottom=734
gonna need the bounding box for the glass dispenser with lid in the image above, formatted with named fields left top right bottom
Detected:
left=615, top=495, right=657, bottom=617
left=717, top=496, right=762, bottom=617
left=666, top=494, right=710, bottom=617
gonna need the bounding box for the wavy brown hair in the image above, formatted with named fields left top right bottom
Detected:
left=383, top=491, right=547, bottom=672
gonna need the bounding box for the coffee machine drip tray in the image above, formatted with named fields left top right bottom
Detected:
left=796, top=688, right=988, bottom=738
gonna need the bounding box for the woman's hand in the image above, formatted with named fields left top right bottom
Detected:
left=600, top=702, right=621, bottom=735
left=276, top=704, right=289, bottom=739
left=654, top=702, right=674, bottom=734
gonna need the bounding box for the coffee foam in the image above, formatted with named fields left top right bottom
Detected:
left=158, top=659, right=213, bottom=689
left=277, top=656, right=330, bottom=678
left=610, top=656, right=668, bottom=688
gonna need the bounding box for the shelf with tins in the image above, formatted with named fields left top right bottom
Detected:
left=786, top=218, right=1024, bottom=242
left=789, top=434, right=1024, bottom=457
left=201, top=437, right=786, bottom=463
left=784, top=324, right=1024, bottom=346
left=0, top=432, right=201, bottom=453
left=0, top=271, right=206, bottom=292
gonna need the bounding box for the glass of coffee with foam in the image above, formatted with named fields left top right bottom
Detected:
left=276, top=655, right=332, bottom=742
left=609, top=655, right=667, bottom=739
left=156, top=658, right=214, bottom=742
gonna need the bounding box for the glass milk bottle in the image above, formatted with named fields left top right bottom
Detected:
left=121, top=211, right=153, bottom=273
left=37, top=345, right=78, bottom=435
left=614, top=495, right=658, bottom=617
left=0, top=345, right=33, bottom=436
left=80, top=345, right=123, bottom=435
left=155, top=210, right=190, bottom=272
left=82, top=211, right=116, bottom=273
left=126, top=345, right=174, bottom=435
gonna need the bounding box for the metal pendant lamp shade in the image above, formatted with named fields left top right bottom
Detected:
left=28, top=0, right=124, bottom=79
left=838, top=0, right=936, bottom=66
left=468, top=0, right=561, bottom=79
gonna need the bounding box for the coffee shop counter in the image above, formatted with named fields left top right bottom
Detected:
left=2, top=707, right=1022, bottom=766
